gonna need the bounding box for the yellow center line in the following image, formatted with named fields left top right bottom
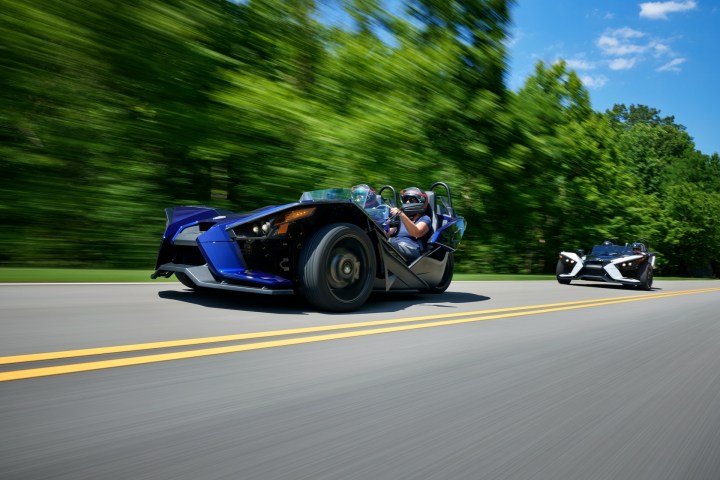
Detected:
left=1, top=287, right=718, bottom=382
left=2, top=287, right=716, bottom=366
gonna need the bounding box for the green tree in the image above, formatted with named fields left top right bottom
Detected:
left=1, top=0, right=717, bottom=276
left=607, top=103, right=712, bottom=274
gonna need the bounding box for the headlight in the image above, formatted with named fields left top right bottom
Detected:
left=277, top=207, right=316, bottom=223
left=275, top=207, right=316, bottom=235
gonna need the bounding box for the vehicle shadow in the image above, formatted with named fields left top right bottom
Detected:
left=364, top=291, right=491, bottom=314
left=158, top=289, right=312, bottom=315
left=158, top=288, right=490, bottom=315
left=569, top=282, right=661, bottom=291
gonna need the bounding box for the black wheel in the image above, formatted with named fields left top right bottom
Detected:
left=299, top=223, right=376, bottom=312
left=175, top=272, right=196, bottom=289
left=556, top=260, right=571, bottom=285
left=422, top=252, right=454, bottom=293
left=637, top=262, right=653, bottom=290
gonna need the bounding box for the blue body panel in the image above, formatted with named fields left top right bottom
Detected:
left=160, top=203, right=299, bottom=288
left=197, top=224, right=293, bottom=288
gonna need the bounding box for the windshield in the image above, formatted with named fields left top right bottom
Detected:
left=299, top=188, right=389, bottom=222
left=590, top=244, right=630, bottom=256
left=299, top=188, right=353, bottom=202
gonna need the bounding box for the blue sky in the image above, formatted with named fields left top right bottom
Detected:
left=507, top=1, right=719, bottom=155
left=318, top=1, right=718, bottom=155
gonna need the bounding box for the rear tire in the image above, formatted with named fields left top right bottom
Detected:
left=299, top=223, right=376, bottom=312
left=556, top=260, right=571, bottom=285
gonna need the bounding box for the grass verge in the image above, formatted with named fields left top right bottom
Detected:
left=0, top=268, right=701, bottom=283
left=0, top=268, right=176, bottom=283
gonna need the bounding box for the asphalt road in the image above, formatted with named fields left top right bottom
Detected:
left=1, top=280, right=720, bottom=480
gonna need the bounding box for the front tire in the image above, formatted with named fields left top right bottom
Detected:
left=556, top=260, right=571, bottom=285
left=637, top=262, right=653, bottom=290
left=175, top=272, right=196, bottom=290
left=299, top=223, right=376, bottom=312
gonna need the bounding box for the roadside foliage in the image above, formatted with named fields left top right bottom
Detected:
left=1, top=0, right=718, bottom=276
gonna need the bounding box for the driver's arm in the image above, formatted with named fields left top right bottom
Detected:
left=391, top=208, right=429, bottom=239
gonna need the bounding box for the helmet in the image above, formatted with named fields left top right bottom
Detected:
left=351, top=184, right=378, bottom=208
left=400, top=187, right=428, bottom=215
left=631, top=242, right=644, bottom=252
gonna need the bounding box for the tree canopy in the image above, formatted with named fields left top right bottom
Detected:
left=1, top=0, right=717, bottom=276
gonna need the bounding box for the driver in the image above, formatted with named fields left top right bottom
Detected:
left=387, top=187, right=432, bottom=262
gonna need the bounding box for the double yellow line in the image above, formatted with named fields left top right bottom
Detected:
left=2, top=287, right=719, bottom=382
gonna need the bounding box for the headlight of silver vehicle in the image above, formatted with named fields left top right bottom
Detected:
left=560, top=255, right=576, bottom=265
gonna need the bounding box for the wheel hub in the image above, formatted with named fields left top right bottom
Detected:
left=328, top=248, right=360, bottom=289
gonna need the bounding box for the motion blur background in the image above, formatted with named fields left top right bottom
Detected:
left=2, top=0, right=719, bottom=276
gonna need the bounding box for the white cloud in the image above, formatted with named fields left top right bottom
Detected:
left=566, top=59, right=597, bottom=70
left=590, top=8, right=615, bottom=20
left=656, top=57, right=686, bottom=71
left=614, top=27, right=647, bottom=39
left=595, top=27, right=681, bottom=72
left=505, top=27, right=524, bottom=48
left=609, top=58, right=637, bottom=70
left=597, top=29, right=648, bottom=56
left=652, top=42, right=672, bottom=57
left=639, top=1, right=698, bottom=20
left=580, top=75, right=608, bottom=88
